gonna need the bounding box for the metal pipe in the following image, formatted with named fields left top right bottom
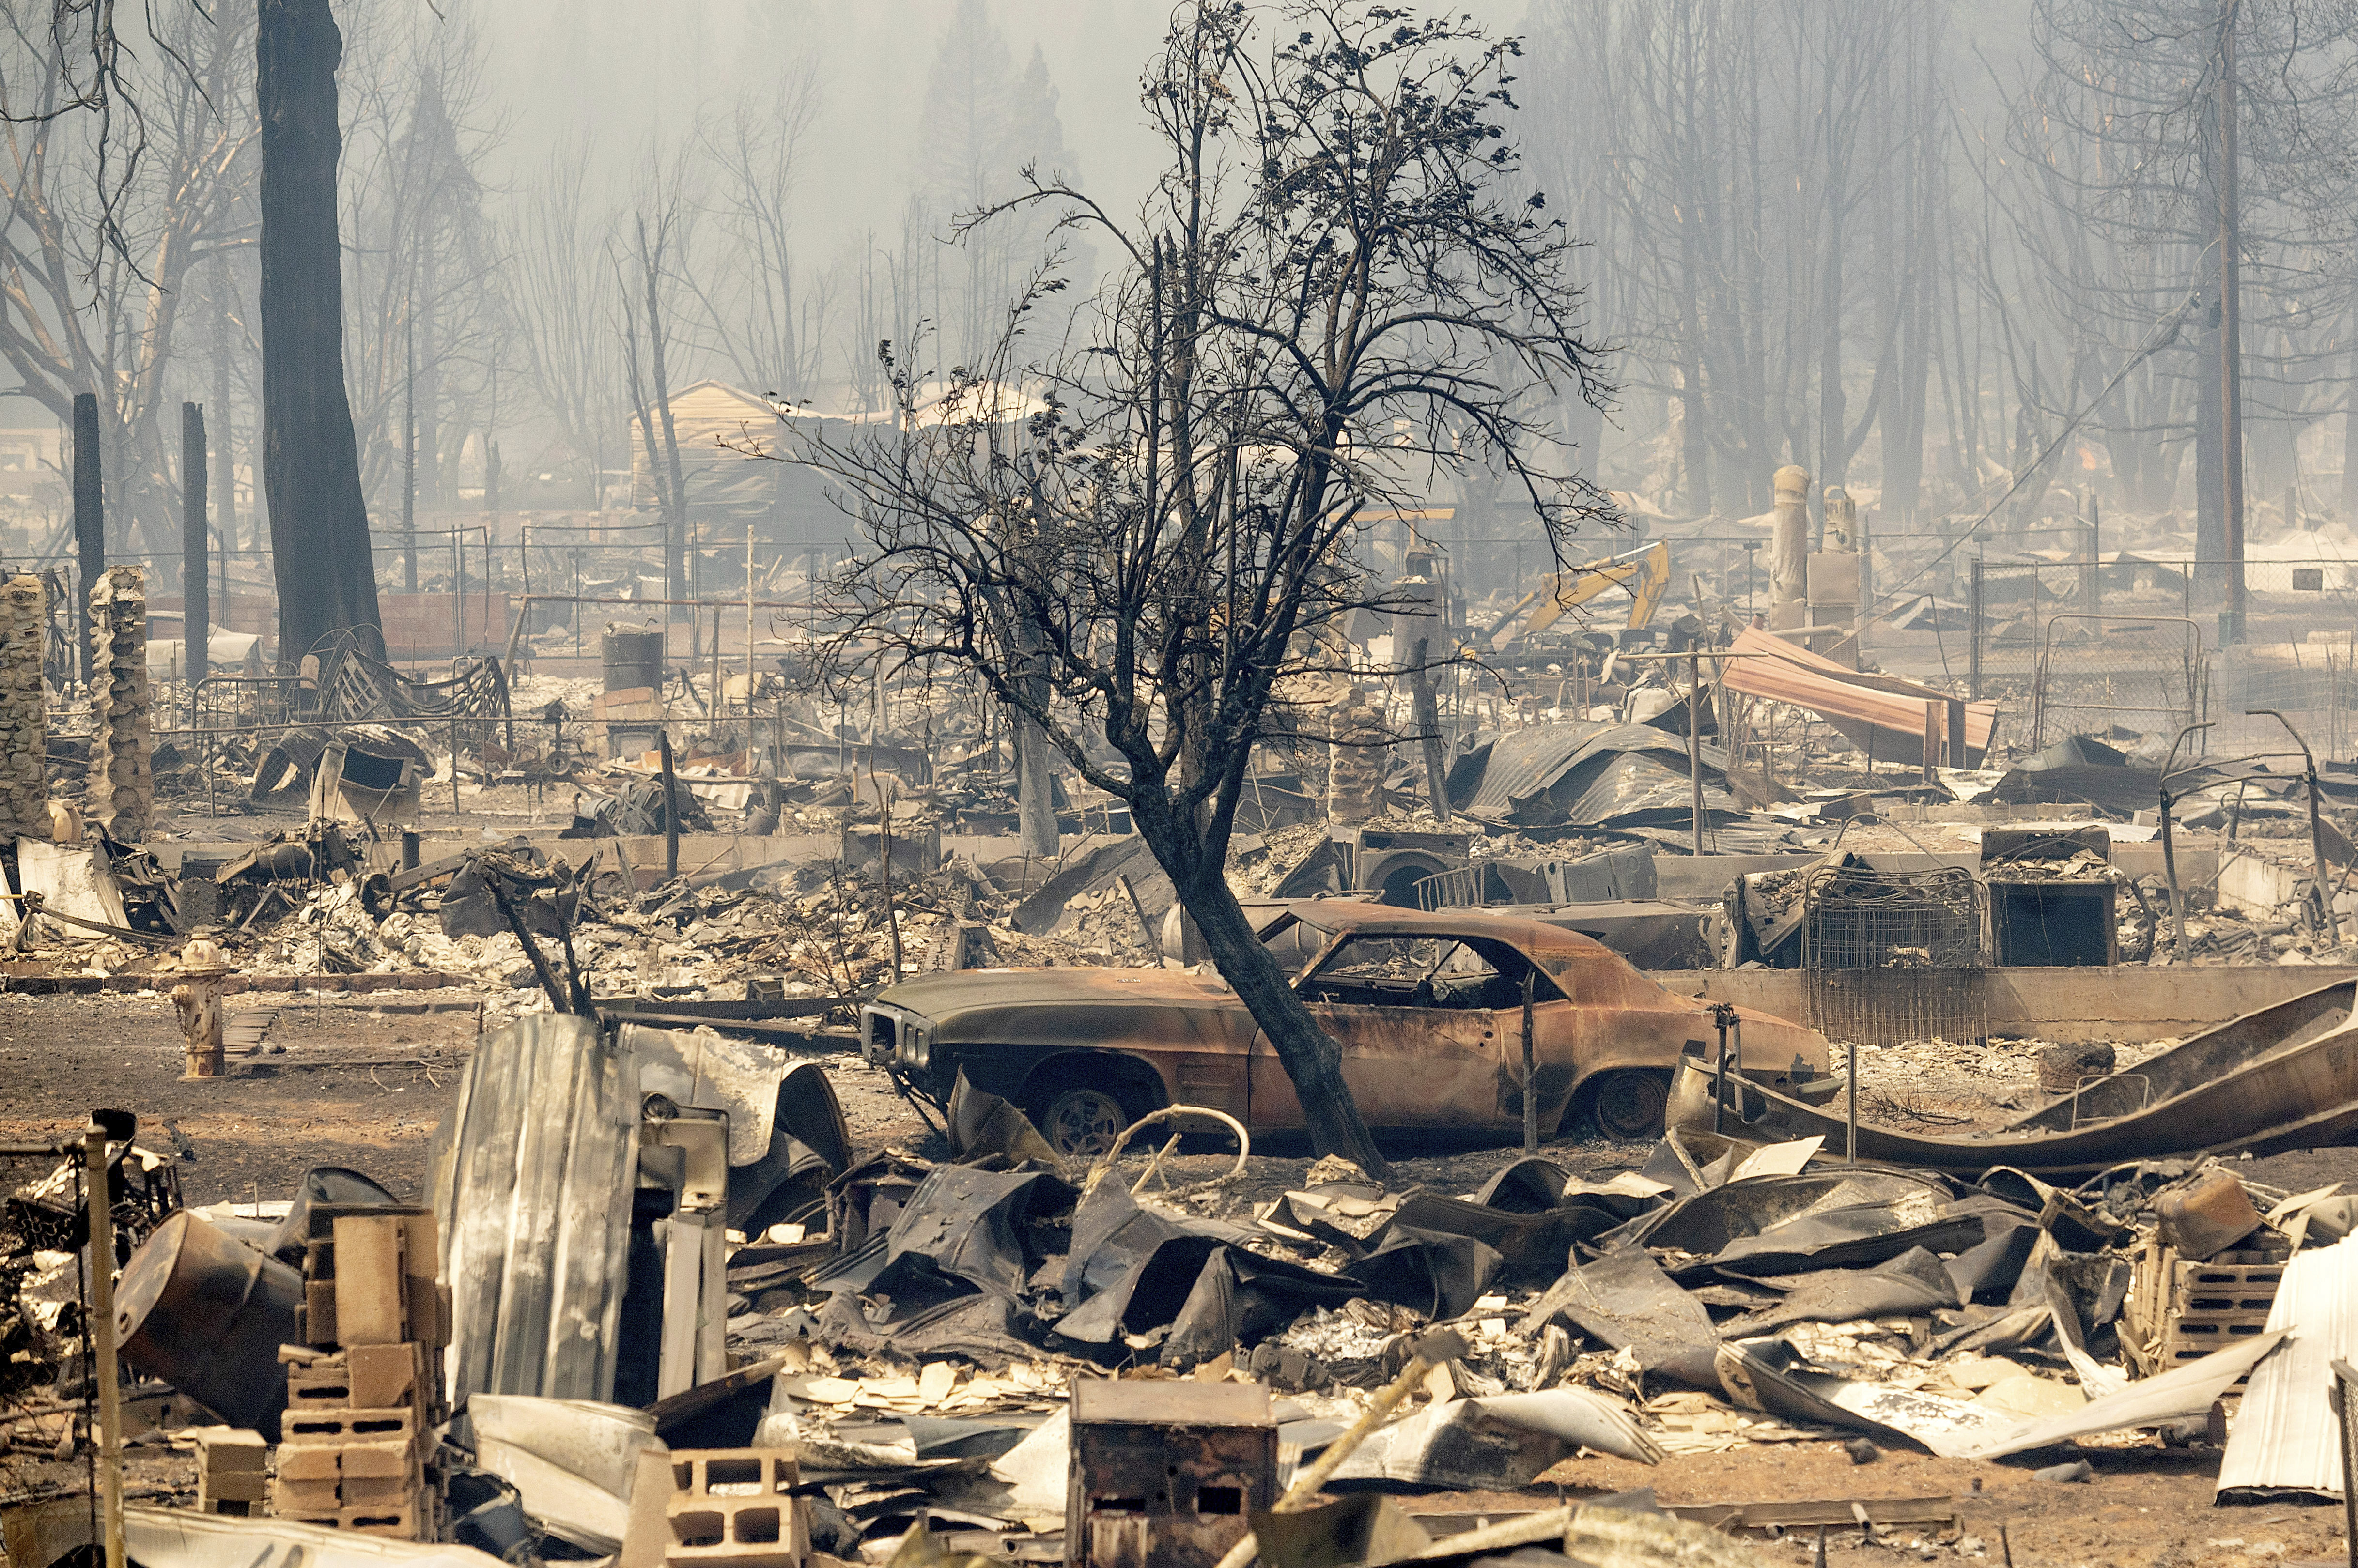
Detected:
left=1712, top=1004, right=1733, bottom=1135
left=660, top=730, right=681, bottom=881
left=85, top=1120, right=124, bottom=1568
left=2160, top=722, right=2217, bottom=958
left=2252, top=709, right=2338, bottom=944
left=1687, top=648, right=1706, bottom=855
left=1520, top=967, right=1537, bottom=1153
left=1847, top=1036, right=1859, bottom=1166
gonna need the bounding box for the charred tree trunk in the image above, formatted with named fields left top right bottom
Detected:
left=258, top=0, right=385, bottom=665
left=184, top=402, right=209, bottom=689
left=1131, top=789, right=1391, bottom=1182
left=2343, top=332, right=2358, bottom=522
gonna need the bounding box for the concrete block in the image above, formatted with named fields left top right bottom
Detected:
left=622, top=1448, right=807, bottom=1568
left=331, top=1214, right=408, bottom=1346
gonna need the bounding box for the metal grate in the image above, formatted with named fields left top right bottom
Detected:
left=1801, top=867, right=1986, bottom=1046
left=1801, top=866, right=1983, bottom=970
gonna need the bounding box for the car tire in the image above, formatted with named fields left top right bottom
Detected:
left=1582, top=1069, right=1671, bottom=1141
left=1033, top=1083, right=1136, bottom=1160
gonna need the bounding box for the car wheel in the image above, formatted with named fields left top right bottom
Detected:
left=1037, top=1085, right=1134, bottom=1160
left=1585, top=1070, right=1671, bottom=1141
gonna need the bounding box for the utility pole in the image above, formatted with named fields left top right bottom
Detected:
left=403, top=282, right=419, bottom=592
left=72, top=392, right=103, bottom=686
left=184, top=403, right=209, bottom=690
left=2218, top=0, right=2247, bottom=644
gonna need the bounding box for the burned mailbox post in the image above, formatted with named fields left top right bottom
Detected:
left=1066, top=1380, right=1275, bottom=1568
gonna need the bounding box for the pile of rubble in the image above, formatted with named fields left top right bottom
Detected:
left=11, top=984, right=2355, bottom=1568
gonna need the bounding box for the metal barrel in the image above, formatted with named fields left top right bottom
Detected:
left=114, top=1211, right=301, bottom=1439
left=602, top=630, right=665, bottom=694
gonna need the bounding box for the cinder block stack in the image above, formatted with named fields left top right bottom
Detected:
left=0, top=574, right=46, bottom=839
left=192, top=1428, right=268, bottom=1517
left=269, top=1207, right=450, bottom=1539
left=87, top=565, right=152, bottom=841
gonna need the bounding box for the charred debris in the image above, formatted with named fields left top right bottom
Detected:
left=11, top=496, right=2358, bottom=1568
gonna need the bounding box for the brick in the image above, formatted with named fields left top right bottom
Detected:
left=270, top=1476, right=344, bottom=1514
left=274, top=1445, right=342, bottom=1483
left=279, top=1406, right=421, bottom=1455
left=338, top=1437, right=421, bottom=1488
left=659, top=1449, right=807, bottom=1568
left=301, top=1280, right=339, bottom=1348
left=286, top=1343, right=435, bottom=1415
left=198, top=1470, right=269, bottom=1504
left=332, top=1215, right=408, bottom=1346
left=191, top=1429, right=268, bottom=1472
left=275, top=1498, right=431, bottom=1541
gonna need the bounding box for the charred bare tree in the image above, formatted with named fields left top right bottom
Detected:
left=617, top=170, right=692, bottom=620
left=767, top=1, right=1615, bottom=1174
left=258, top=0, right=384, bottom=663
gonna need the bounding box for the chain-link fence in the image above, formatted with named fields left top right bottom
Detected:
left=3, top=1138, right=182, bottom=1511
left=2030, top=615, right=2207, bottom=751
left=1971, top=557, right=2358, bottom=759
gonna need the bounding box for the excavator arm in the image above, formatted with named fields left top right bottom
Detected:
left=1486, top=541, right=1670, bottom=649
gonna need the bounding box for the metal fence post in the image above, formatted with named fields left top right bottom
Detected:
left=1969, top=558, right=1984, bottom=702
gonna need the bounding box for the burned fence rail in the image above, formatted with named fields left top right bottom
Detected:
left=1800, top=865, right=1987, bottom=1047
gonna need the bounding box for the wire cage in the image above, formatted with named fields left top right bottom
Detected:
left=1800, top=865, right=1987, bottom=1047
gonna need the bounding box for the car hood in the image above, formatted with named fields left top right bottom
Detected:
left=874, top=966, right=1240, bottom=1021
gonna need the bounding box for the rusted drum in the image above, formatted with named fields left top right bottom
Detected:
left=602, top=630, right=664, bottom=695
left=115, top=1210, right=301, bottom=1438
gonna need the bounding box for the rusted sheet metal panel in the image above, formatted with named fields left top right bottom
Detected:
left=1722, top=626, right=1997, bottom=760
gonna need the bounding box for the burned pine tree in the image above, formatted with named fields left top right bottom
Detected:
left=776, top=1, right=1615, bottom=1174
left=258, top=0, right=386, bottom=663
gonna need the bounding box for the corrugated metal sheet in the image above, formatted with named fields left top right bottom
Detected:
left=2216, top=1233, right=2358, bottom=1497
left=1722, top=626, right=1998, bottom=762
left=431, top=1015, right=640, bottom=1405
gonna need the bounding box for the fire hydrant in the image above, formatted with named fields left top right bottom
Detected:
left=171, top=938, right=232, bottom=1079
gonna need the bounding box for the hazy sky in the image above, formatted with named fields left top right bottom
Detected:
left=479, top=0, right=1180, bottom=252
left=470, top=0, right=1537, bottom=262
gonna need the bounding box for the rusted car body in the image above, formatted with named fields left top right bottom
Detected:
left=863, top=901, right=1830, bottom=1155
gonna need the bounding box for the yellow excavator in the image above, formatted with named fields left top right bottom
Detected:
left=1483, top=540, right=1671, bottom=650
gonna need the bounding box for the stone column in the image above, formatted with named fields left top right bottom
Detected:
left=1326, top=688, right=1387, bottom=826
left=1770, top=464, right=1810, bottom=631
left=88, top=565, right=153, bottom=841
left=0, top=575, right=47, bottom=840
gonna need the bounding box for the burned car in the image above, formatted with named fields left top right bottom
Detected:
left=863, top=901, right=1830, bottom=1157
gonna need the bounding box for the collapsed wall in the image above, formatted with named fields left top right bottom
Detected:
left=89, top=564, right=153, bottom=841
left=0, top=573, right=44, bottom=839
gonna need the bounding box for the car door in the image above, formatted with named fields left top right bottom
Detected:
left=1247, top=934, right=1516, bottom=1131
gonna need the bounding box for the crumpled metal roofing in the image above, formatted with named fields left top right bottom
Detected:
left=1451, top=721, right=1739, bottom=828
